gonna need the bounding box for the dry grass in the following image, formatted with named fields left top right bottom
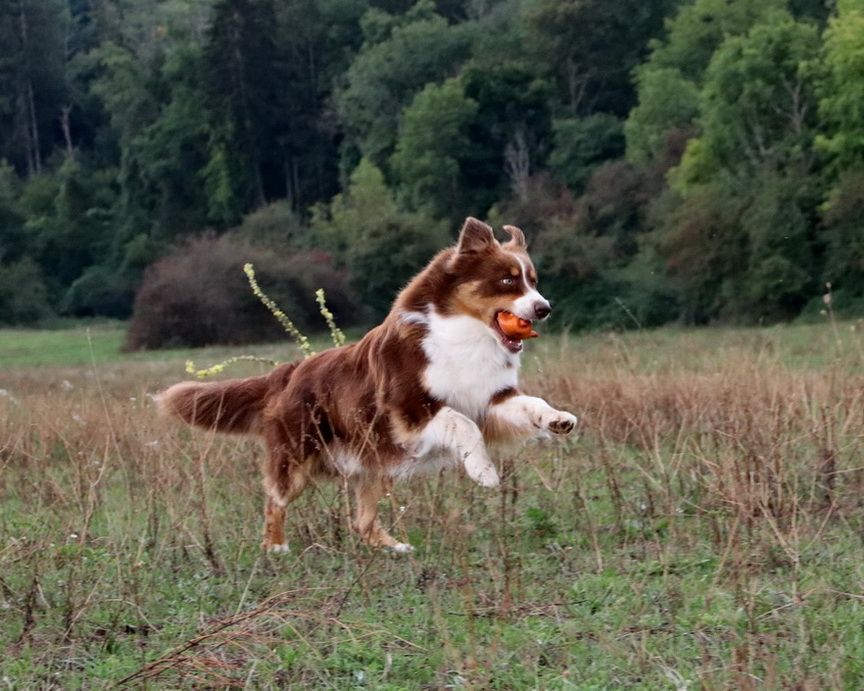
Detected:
left=2, top=322, right=864, bottom=688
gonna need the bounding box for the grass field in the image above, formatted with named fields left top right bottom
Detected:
left=2, top=320, right=864, bottom=688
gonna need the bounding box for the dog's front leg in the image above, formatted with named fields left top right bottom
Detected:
left=485, top=394, right=578, bottom=442
left=351, top=475, right=413, bottom=553
left=414, top=407, right=500, bottom=488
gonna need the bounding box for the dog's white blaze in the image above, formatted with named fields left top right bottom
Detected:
left=392, top=406, right=499, bottom=487
left=488, top=394, right=578, bottom=438
left=421, top=310, right=519, bottom=421
left=511, top=288, right=547, bottom=321
left=506, top=251, right=548, bottom=321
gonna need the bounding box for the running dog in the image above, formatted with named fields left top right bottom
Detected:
left=157, top=218, right=578, bottom=553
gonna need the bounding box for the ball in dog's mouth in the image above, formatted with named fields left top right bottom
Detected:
left=493, top=310, right=539, bottom=353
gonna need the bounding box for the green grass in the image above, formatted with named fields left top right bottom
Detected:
left=2, top=320, right=864, bottom=687
left=0, top=323, right=128, bottom=368
left=0, top=322, right=357, bottom=369
left=3, top=317, right=862, bottom=372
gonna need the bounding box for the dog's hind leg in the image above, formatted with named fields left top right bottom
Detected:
left=261, top=458, right=310, bottom=554
left=351, top=475, right=413, bottom=553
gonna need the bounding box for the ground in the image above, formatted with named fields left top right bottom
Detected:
left=2, top=320, right=864, bottom=688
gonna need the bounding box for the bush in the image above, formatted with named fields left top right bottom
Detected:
left=61, top=265, right=137, bottom=319
left=125, top=235, right=355, bottom=350
left=0, top=258, right=52, bottom=324
left=227, top=201, right=307, bottom=247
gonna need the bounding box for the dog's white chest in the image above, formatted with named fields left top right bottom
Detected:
left=419, top=311, right=519, bottom=422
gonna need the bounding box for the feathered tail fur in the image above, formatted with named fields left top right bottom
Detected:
left=156, top=362, right=297, bottom=434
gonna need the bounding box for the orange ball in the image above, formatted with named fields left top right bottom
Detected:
left=497, top=311, right=539, bottom=339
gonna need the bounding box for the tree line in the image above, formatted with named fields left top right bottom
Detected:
left=1, top=0, right=863, bottom=338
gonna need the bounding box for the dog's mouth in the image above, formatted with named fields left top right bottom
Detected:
left=492, top=310, right=539, bottom=354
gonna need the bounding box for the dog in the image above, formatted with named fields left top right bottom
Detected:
left=157, top=218, right=578, bottom=553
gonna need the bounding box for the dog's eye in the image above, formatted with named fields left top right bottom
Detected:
left=500, top=277, right=516, bottom=286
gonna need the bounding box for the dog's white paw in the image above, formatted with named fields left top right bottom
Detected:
left=388, top=542, right=415, bottom=554
left=463, top=450, right=500, bottom=488
left=474, top=466, right=501, bottom=488
left=545, top=411, right=578, bottom=435
left=267, top=542, right=290, bottom=554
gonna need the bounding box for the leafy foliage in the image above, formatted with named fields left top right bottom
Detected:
left=391, top=78, right=478, bottom=219
left=335, top=2, right=474, bottom=163
left=821, top=167, right=864, bottom=309
left=817, top=0, right=864, bottom=168
left=675, top=12, right=821, bottom=185
left=310, top=158, right=448, bottom=320
left=549, top=114, right=626, bottom=191
left=3, top=0, right=864, bottom=336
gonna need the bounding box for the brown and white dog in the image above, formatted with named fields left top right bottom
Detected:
left=157, top=218, right=578, bottom=553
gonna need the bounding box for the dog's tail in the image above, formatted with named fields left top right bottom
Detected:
left=155, top=362, right=298, bottom=434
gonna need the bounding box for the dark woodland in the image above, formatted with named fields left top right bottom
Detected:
left=2, top=0, right=863, bottom=342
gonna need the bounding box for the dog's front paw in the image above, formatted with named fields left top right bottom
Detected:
left=464, top=451, right=501, bottom=488
left=473, top=465, right=501, bottom=488
left=546, top=411, right=578, bottom=435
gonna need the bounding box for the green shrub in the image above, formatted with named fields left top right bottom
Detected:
left=309, top=159, right=448, bottom=321
left=0, top=258, right=52, bottom=324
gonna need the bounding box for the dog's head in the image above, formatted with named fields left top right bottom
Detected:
left=443, top=217, right=551, bottom=354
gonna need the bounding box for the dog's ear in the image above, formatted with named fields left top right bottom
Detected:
left=502, top=225, right=527, bottom=250
left=457, top=217, right=496, bottom=254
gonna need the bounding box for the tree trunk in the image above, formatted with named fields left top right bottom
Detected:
left=61, top=105, right=74, bottom=158
left=230, top=8, right=265, bottom=208
left=505, top=129, right=531, bottom=201
left=18, top=0, right=41, bottom=175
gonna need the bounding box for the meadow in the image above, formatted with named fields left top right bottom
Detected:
left=2, top=320, right=864, bottom=688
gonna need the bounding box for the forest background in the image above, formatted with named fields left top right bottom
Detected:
left=2, top=0, right=864, bottom=345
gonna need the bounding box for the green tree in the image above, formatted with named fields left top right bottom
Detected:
left=18, top=157, right=117, bottom=304
left=817, top=0, right=864, bottom=169
left=524, top=0, right=674, bottom=117
left=335, top=2, right=474, bottom=163
left=391, top=79, right=478, bottom=220
left=0, top=257, right=51, bottom=324
left=310, top=158, right=448, bottom=319
left=674, top=12, right=821, bottom=187
left=625, top=0, right=786, bottom=165
left=202, top=0, right=283, bottom=220
left=0, top=161, right=24, bottom=261
left=657, top=178, right=749, bottom=323
left=460, top=62, right=553, bottom=212
left=624, top=68, right=699, bottom=166
left=821, top=168, right=864, bottom=309
left=131, top=46, right=210, bottom=238
left=549, top=114, right=625, bottom=191
left=0, top=0, right=69, bottom=176
left=733, top=172, right=814, bottom=320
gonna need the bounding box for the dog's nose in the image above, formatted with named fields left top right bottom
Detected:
left=534, top=301, right=551, bottom=320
